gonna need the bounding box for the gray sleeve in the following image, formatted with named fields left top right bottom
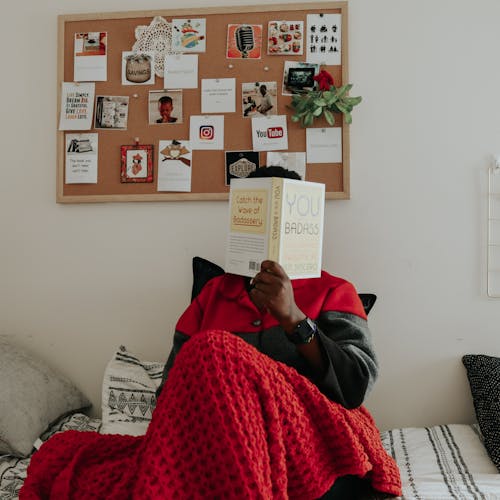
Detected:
left=314, top=311, right=378, bottom=409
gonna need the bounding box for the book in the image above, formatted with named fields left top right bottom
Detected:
left=225, top=176, right=325, bottom=279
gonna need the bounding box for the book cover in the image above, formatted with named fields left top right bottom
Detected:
left=225, top=177, right=325, bottom=279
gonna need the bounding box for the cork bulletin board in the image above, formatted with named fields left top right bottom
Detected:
left=57, top=2, right=350, bottom=203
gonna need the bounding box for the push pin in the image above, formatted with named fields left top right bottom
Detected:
left=132, top=93, right=139, bottom=98
left=134, top=137, right=140, bottom=146
left=228, top=63, right=234, bottom=69
left=264, top=66, right=269, bottom=71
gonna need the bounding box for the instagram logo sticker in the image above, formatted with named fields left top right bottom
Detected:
left=199, top=125, right=215, bottom=140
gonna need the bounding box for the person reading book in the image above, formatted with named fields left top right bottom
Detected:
left=21, top=167, right=401, bottom=500
left=153, top=166, right=400, bottom=499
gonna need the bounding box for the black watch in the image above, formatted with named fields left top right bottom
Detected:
left=286, top=317, right=317, bottom=345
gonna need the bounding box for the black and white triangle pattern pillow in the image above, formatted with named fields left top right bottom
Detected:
left=101, top=346, right=164, bottom=436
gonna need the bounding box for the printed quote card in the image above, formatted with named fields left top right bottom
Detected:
left=65, top=133, right=98, bottom=184
left=59, top=82, right=95, bottom=130
left=306, top=127, right=342, bottom=163
left=164, top=55, right=199, bottom=88
left=201, top=78, right=236, bottom=114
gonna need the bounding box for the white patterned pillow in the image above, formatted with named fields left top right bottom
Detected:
left=101, top=346, right=164, bottom=436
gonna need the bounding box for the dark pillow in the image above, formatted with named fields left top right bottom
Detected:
left=462, top=354, right=500, bottom=471
left=358, top=293, right=377, bottom=315
left=191, top=257, right=376, bottom=315
left=191, top=256, right=224, bottom=301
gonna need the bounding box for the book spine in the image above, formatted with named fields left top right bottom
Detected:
left=268, top=178, right=283, bottom=262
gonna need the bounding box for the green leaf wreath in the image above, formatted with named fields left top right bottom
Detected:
left=289, top=70, right=362, bottom=128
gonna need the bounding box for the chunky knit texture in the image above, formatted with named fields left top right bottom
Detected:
left=21, top=331, right=401, bottom=499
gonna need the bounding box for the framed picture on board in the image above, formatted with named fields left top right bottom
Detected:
left=120, top=144, right=154, bottom=183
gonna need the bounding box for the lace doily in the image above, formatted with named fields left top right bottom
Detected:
left=132, top=16, right=178, bottom=78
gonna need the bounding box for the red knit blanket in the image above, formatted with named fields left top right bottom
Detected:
left=21, top=330, right=401, bottom=499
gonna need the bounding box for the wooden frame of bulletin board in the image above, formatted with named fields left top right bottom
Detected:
left=57, top=2, right=350, bottom=203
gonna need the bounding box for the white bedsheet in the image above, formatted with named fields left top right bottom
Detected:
left=381, top=424, right=500, bottom=499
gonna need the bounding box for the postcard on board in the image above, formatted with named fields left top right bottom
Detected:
left=172, top=18, right=206, bottom=53
left=306, top=127, right=342, bottom=163
left=74, top=32, right=107, bottom=82
left=65, top=133, right=98, bottom=184
left=158, top=140, right=192, bottom=192
left=306, top=13, right=341, bottom=65
left=189, top=115, right=224, bottom=150
left=59, top=82, right=95, bottom=131
left=164, top=54, right=198, bottom=88
left=201, top=78, right=236, bottom=114
left=227, top=24, right=262, bottom=59
left=251, top=115, right=288, bottom=151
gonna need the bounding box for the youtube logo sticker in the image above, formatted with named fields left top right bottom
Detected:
left=251, top=115, right=288, bottom=151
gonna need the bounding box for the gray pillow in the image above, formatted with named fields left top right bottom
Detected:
left=0, top=336, right=91, bottom=457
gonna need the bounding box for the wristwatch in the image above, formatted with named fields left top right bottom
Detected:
left=286, top=317, right=317, bottom=345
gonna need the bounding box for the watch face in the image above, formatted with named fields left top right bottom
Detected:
left=289, top=317, right=317, bottom=344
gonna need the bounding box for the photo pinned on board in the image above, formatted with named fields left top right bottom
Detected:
left=242, top=81, right=277, bottom=118
left=282, top=61, right=318, bottom=96
left=148, top=90, right=183, bottom=125
left=95, top=96, right=129, bottom=129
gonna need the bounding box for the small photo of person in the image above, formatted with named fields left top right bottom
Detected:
left=241, top=81, right=277, bottom=118
left=148, top=90, right=183, bottom=125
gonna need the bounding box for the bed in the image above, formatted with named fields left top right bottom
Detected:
left=0, top=414, right=101, bottom=499
left=2, top=258, right=500, bottom=499
left=3, top=421, right=500, bottom=499
left=3, top=346, right=500, bottom=500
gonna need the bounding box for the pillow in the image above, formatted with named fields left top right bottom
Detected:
left=191, top=256, right=377, bottom=315
left=191, top=256, right=224, bottom=301
left=462, top=354, right=500, bottom=471
left=358, top=293, right=377, bottom=315
left=0, top=336, right=91, bottom=457
left=101, top=345, right=164, bottom=436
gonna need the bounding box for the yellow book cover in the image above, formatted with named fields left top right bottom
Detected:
left=226, top=177, right=324, bottom=279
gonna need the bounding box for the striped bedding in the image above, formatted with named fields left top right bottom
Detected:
left=0, top=413, right=101, bottom=500
left=381, top=424, right=500, bottom=499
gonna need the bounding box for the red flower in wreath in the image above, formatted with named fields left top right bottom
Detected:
left=314, top=69, right=335, bottom=91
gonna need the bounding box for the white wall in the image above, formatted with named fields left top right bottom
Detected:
left=1, top=0, right=499, bottom=431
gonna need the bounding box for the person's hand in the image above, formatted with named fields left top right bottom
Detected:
left=249, top=260, right=305, bottom=332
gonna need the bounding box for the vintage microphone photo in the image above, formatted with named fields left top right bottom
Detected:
left=235, top=25, right=254, bottom=58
